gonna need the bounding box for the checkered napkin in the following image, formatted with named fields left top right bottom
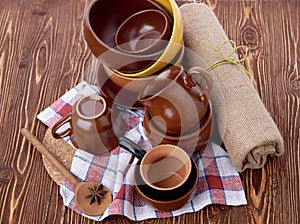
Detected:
left=37, top=81, right=247, bottom=221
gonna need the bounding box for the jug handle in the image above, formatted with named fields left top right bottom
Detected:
left=51, top=113, right=72, bottom=139
left=184, top=67, right=213, bottom=97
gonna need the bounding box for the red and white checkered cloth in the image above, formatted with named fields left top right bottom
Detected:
left=37, top=81, right=247, bottom=221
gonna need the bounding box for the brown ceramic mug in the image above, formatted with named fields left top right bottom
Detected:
left=118, top=137, right=198, bottom=211
left=138, top=65, right=212, bottom=135
left=52, top=94, right=125, bottom=155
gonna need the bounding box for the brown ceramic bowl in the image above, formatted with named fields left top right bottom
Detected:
left=115, top=9, right=171, bottom=55
left=83, top=0, right=165, bottom=73
left=97, top=62, right=144, bottom=109
left=83, top=0, right=183, bottom=76
left=134, top=157, right=198, bottom=211
left=113, top=0, right=183, bottom=77
left=102, top=44, right=184, bottom=92
left=143, top=101, right=213, bottom=155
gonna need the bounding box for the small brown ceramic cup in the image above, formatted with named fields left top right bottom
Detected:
left=52, top=94, right=124, bottom=155
left=118, top=137, right=198, bottom=211
left=135, top=157, right=198, bottom=211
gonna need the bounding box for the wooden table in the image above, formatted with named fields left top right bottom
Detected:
left=0, top=0, right=299, bottom=223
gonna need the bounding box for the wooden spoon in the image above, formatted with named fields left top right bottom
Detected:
left=21, top=128, right=112, bottom=216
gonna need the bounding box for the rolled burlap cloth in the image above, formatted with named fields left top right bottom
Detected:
left=180, top=3, right=284, bottom=172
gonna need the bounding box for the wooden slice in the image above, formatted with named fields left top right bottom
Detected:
left=42, top=129, right=75, bottom=185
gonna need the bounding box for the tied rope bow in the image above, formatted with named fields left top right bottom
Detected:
left=198, top=40, right=250, bottom=77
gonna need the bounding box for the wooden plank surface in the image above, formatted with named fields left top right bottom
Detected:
left=0, top=0, right=299, bottom=223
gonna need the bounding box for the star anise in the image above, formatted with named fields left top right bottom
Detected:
left=85, top=184, right=108, bottom=205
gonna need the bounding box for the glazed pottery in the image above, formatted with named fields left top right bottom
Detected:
left=139, top=65, right=212, bottom=135
left=102, top=44, right=184, bottom=92
left=83, top=0, right=183, bottom=76
left=118, top=137, right=198, bottom=211
left=119, top=137, right=191, bottom=190
left=97, top=62, right=144, bottom=109
left=135, top=157, right=198, bottom=211
left=143, top=101, right=213, bottom=155
left=97, top=44, right=184, bottom=109
left=51, top=94, right=126, bottom=155
left=115, top=9, right=171, bottom=55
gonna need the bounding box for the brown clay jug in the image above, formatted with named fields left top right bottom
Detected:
left=138, top=65, right=212, bottom=135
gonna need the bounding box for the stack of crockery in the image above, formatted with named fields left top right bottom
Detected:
left=83, top=0, right=184, bottom=109
left=140, top=65, right=213, bottom=155
left=65, top=0, right=214, bottom=212
left=118, top=137, right=199, bottom=212
left=83, top=0, right=213, bottom=154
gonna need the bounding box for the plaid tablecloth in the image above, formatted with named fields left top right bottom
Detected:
left=37, top=81, right=247, bottom=221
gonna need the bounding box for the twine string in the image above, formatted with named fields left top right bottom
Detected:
left=198, top=40, right=250, bottom=77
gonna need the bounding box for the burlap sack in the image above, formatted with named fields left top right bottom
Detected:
left=180, top=3, right=284, bottom=172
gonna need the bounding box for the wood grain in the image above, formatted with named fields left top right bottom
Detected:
left=0, top=0, right=299, bottom=223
